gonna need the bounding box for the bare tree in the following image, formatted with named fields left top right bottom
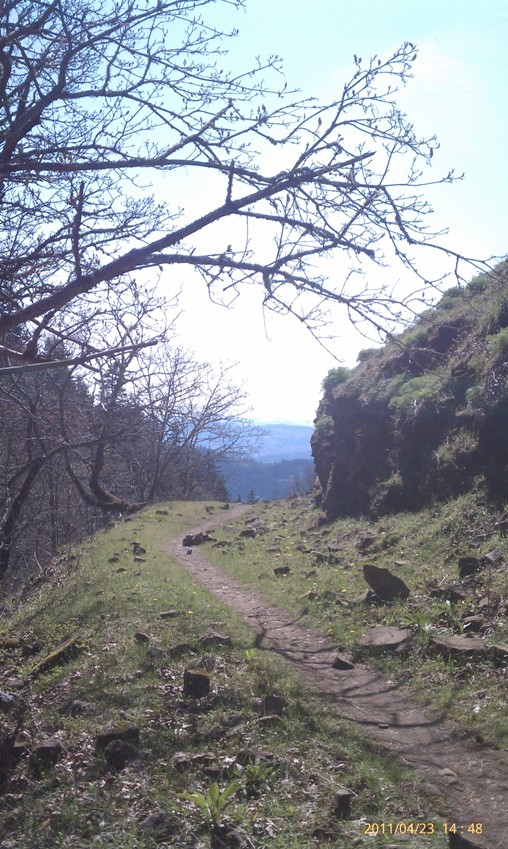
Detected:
left=0, top=1, right=489, bottom=370
left=131, top=341, right=260, bottom=500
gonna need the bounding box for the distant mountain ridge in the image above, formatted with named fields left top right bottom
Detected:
left=252, top=422, right=314, bottom=462
left=220, top=422, right=315, bottom=501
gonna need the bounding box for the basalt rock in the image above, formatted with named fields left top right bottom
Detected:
left=182, top=532, right=214, bottom=546
left=359, top=626, right=412, bottom=650
left=183, top=668, right=211, bottom=698
left=363, top=563, right=410, bottom=602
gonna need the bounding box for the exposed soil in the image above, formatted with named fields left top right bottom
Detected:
left=169, top=505, right=508, bottom=849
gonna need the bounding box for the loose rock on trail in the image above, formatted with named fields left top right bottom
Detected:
left=168, top=504, right=508, bottom=849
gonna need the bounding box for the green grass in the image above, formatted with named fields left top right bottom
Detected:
left=0, top=501, right=450, bottom=848
left=205, top=494, right=508, bottom=749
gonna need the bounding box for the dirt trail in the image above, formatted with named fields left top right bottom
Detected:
left=169, top=505, right=508, bottom=848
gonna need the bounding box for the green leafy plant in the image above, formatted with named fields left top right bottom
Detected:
left=321, top=366, right=351, bottom=391
left=235, top=762, right=275, bottom=798
left=178, top=781, right=239, bottom=828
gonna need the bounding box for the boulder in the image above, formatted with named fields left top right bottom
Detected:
left=430, top=634, right=486, bottom=658
left=359, top=625, right=412, bottom=650
left=274, top=565, right=290, bottom=576
left=262, top=694, right=287, bottom=716
left=183, top=668, right=211, bottom=698
left=363, top=563, right=410, bottom=602
left=31, top=739, right=63, bottom=771
left=198, top=629, right=232, bottom=647
left=95, top=723, right=140, bottom=752
left=104, top=739, right=139, bottom=770
left=458, top=556, right=483, bottom=579
left=182, top=532, right=214, bottom=546
left=331, top=653, right=355, bottom=670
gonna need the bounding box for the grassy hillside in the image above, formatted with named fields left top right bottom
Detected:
left=206, top=494, right=508, bottom=750
left=1, top=501, right=451, bottom=849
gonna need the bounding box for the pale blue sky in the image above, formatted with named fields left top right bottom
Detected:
left=171, top=0, right=508, bottom=424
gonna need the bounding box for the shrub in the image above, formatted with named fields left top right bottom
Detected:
left=388, top=374, right=442, bottom=412
left=356, top=347, right=378, bottom=363
left=321, top=366, right=352, bottom=391
left=489, top=327, right=508, bottom=359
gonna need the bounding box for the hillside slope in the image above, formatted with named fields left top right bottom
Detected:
left=312, top=261, right=508, bottom=517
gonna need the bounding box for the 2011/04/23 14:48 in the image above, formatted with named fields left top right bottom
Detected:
left=363, top=821, right=483, bottom=836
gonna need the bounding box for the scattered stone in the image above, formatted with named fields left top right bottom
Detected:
left=108, top=555, right=120, bottom=563
left=192, top=751, right=217, bottom=766
left=220, top=503, right=230, bottom=510
left=489, top=643, right=508, bottom=664
left=430, top=584, right=472, bottom=603
left=22, top=643, right=45, bottom=657
left=239, top=528, right=256, bottom=538
left=160, top=610, right=181, bottom=619
left=155, top=509, right=169, bottom=515
left=134, top=631, right=150, bottom=644
left=236, top=748, right=273, bottom=766
left=95, top=723, right=140, bottom=752
left=31, top=739, right=63, bottom=770
left=3, top=678, right=24, bottom=690
left=458, top=556, right=483, bottom=579
left=139, top=811, right=180, bottom=840
left=461, top=615, right=485, bottom=633
left=59, top=698, right=89, bottom=717
left=168, top=642, right=195, bottom=657
left=335, top=597, right=350, bottom=607
left=183, top=668, right=211, bottom=698
left=211, top=824, right=250, bottom=849
left=147, top=645, right=164, bottom=660
left=430, top=634, right=487, bottom=658
left=352, top=589, right=385, bottom=605
left=267, top=546, right=282, bottom=553
left=172, top=751, right=193, bottom=770
left=485, top=546, right=503, bottom=564
left=363, top=563, right=410, bottom=602
left=262, top=694, right=287, bottom=716
left=448, top=831, right=486, bottom=848
left=357, top=536, right=375, bottom=552
left=183, top=532, right=214, bottom=546
left=274, top=565, right=290, bottom=576
left=359, top=625, right=412, bottom=650
left=332, top=788, right=354, bottom=819
left=0, top=691, right=18, bottom=713
left=331, top=653, right=355, bottom=671
left=198, top=629, right=232, bottom=647
left=116, top=566, right=128, bottom=573
left=103, top=739, right=139, bottom=770
left=134, top=556, right=146, bottom=562
left=438, top=766, right=460, bottom=784
left=7, top=741, right=30, bottom=768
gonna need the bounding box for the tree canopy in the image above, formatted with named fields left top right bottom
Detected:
left=0, top=0, right=487, bottom=370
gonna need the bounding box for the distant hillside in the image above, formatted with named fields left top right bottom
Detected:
left=253, top=423, right=314, bottom=462
left=220, top=457, right=314, bottom=502
left=221, top=423, right=315, bottom=501
left=312, top=260, right=508, bottom=517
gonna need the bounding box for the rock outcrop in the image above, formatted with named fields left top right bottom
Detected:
left=312, top=262, right=508, bottom=517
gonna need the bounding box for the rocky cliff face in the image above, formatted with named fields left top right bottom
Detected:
left=312, top=261, right=508, bottom=518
